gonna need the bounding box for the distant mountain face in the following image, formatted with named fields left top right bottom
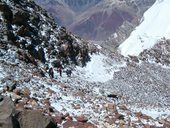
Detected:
left=63, top=0, right=102, bottom=11
left=35, top=0, right=155, bottom=41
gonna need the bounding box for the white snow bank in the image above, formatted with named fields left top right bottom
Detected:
left=119, top=0, right=170, bottom=56
left=132, top=107, right=170, bottom=119
left=76, top=53, right=125, bottom=83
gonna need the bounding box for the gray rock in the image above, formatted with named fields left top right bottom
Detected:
left=18, top=110, right=56, bottom=128
left=0, top=96, right=17, bottom=128
left=0, top=95, right=3, bottom=102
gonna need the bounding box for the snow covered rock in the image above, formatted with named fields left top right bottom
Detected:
left=0, top=0, right=90, bottom=67
left=139, top=39, right=170, bottom=66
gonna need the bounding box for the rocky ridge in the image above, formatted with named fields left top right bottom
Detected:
left=0, top=0, right=90, bottom=68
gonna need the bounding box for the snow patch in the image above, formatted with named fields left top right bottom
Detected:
left=76, top=53, right=126, bottom=83
left=131, top=107, right=170, bottom=119
left=119, top=0, right=170, bottom=56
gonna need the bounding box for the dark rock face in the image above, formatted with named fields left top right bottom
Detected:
left=0, top=0, right=90, bottom=66
left=13, top=10, right=30, bottom=26
left=0, top=3, right=13, bottom=23
left=0, top=95, right=3, bottom=101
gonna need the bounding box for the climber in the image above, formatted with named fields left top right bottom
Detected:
left=58, top=66, right=62, bottom=77
left=49, top=67, right=54, bottom=78
left=66, top=68, right=72, bottom=77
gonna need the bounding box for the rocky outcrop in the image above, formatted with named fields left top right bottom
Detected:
left=0, top=3, right=13, bottom=23
left=0, top=0, right=90, bottom=67
left=139, top=39, right=170, bottom=66
left=0, top=95, right=56, bottom=128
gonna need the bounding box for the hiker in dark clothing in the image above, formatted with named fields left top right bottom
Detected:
left=66, top=68, right=72, bottom=77
left=58, top=67, right=62, bottom=77
left=49, top=67, right=54, bottom=78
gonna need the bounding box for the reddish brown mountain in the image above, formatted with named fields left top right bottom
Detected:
left=35, top=0, right=155, bottom=41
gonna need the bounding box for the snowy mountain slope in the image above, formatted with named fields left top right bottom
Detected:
left=76, top=53, right=126, bottom=82
left=119, top=0, right=170, bottom=56
left=1, top=45, right=170, bottom=128
left=0, top=0, right=170, bottom=127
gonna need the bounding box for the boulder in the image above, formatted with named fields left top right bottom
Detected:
left=164, top=121, right=170, bottom=128
left=9, top=81, right=17, bottom=92
left=75, top=115, right=88, bottom=123
left=13, top=88, right=22, bottom=96
left=15, top=102, right=25, bottom=111
left=18, top=110, right=56, bottom=128
left=105, top=117, right=116, bottom=125
left=63, top=120, right=97, bottom=128
left=17, top=50, right=37, bottom=65
left=117, top=114, right=125, bottom=120
left=0, top=3, right=13, bottom=23
left=37, top=47, right=46, bottom=63
left=3, top=80, right=17, bottom=92
left=17, top=26, right=31, bottom=37
left=21, top=87, right=31, bottom=98
left=13, top=10, right=30, bottom=25
left=6, top=31, right=17, bottom=42
left=0, top=95, right=3, bottom=102
left=105, top=103, right=116, bottom=110
left=30, top=14, right=40, bottom=26
left=53, top=115, right=63, bottom=124
left=0, top=96, right=19, bottom=128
